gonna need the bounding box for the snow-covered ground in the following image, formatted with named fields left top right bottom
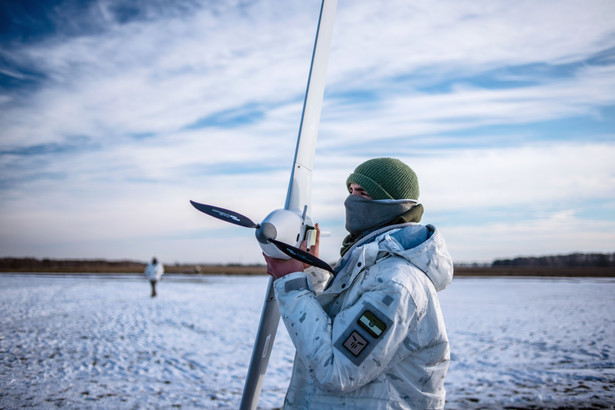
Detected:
left=0, top=274, right=613, bottom=409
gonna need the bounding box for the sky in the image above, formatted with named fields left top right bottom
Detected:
left=1, top=0, right=614, bottom=265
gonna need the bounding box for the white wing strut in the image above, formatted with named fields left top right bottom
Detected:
left=239, top=1, right=337, bottom=409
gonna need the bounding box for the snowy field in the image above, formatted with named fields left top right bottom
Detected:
left=0, top=274, right=613, bottom=409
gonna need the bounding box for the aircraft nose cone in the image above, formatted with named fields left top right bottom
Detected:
left=256, top=222, right=277, bottom=244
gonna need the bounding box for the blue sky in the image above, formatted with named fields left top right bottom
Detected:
left=1, top=0, right=614, bottom=265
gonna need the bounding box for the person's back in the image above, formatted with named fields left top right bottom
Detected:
left=144, top=257, right=164, bottom=297
left=145, top=259, right=164, bottom=281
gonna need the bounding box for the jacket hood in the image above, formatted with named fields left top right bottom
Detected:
left=387, top=224, right=454, bottom=291
left=339, top=223, right=453, bottom=291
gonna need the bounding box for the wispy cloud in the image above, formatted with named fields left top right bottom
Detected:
left=1, top=0, right=614, bottom=264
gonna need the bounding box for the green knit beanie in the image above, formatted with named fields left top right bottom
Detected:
left=346, top=158, right=419, bottom=200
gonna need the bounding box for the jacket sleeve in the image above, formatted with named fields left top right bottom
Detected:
left=274, top=266, right=420, bottom=393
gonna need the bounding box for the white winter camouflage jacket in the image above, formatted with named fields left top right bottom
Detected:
left=144, top=262, right=164, bottom=281
left=274, top=223, right=454, bottom=409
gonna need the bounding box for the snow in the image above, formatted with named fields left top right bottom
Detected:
left=0, top=274, right=613, bottom=409
left=441, top=277, right=614, bottom=409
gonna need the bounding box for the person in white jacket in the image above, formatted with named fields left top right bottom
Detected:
left=264, top=158, right=454, bottom=409
left=144, top=257, right=164, bottom=297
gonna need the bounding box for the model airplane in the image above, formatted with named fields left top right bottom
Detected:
left=190, top=1, right=337, bottom=408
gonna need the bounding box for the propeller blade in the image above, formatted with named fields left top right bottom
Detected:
left=269, top=239, right=334, bottom=273
left=190, top=200, right=259, bottom=229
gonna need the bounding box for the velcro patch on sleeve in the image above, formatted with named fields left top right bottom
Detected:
left=334, top=302, right=393, bottom=366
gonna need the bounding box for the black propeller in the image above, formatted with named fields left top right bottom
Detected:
left=269, top=239, right=334, bottom=273
left=190, top=200, right=258, bottom=229
left=190, top=200, right=334, bottom=273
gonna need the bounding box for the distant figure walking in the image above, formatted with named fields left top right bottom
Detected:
left=144, top=257, right=164, bottom=297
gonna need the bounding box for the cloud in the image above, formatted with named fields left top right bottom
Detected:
left=328, top=0, right=615, bottom=87
left=420, top=142, right=615, bottom=208
left=1, top=0, right=614, bottom=263
left=444, top=209, right=615, bottom=262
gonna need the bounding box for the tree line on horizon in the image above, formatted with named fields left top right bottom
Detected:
left=1, top=252, right=614, bottom=271
left=492, top=252, right=615, bottom=267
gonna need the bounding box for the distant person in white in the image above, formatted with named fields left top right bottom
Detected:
left=144, top=257, right=164, bottom=297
